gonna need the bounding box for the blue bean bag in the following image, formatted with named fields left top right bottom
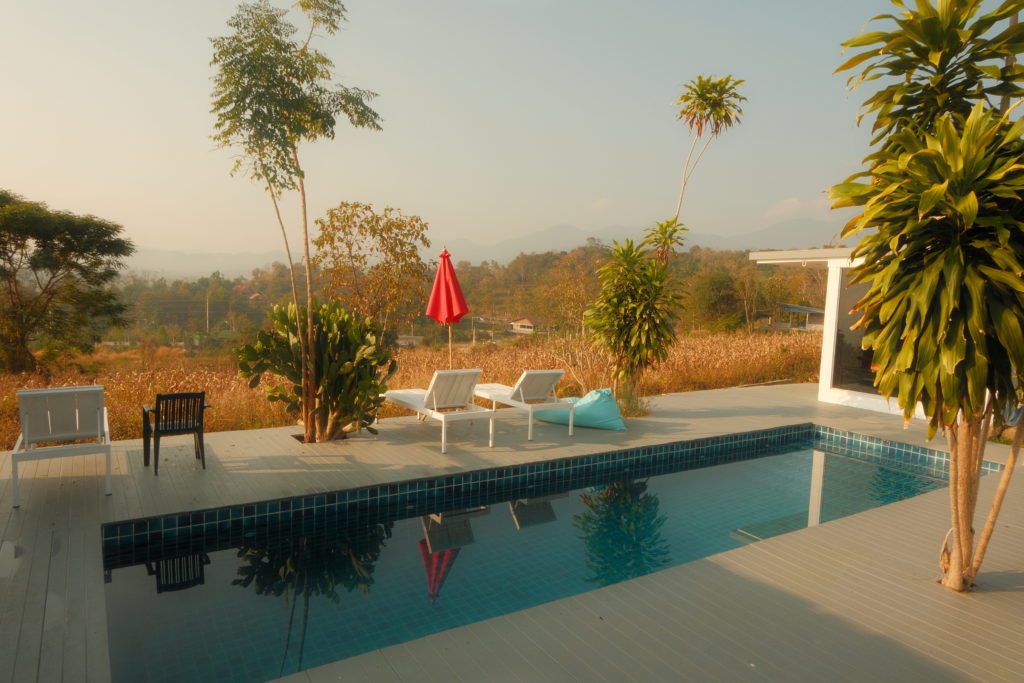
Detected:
left=535, top=388, right=626, bottom=430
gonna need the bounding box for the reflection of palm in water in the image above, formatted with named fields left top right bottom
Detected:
left=232, top=521, right=393, bottom=676
left=573, top=480, right=670, bottom=587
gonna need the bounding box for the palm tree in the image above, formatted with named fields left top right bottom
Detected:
left=672, top=74, right=745, bottom=221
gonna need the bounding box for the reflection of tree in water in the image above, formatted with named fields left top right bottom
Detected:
left=233, top=521, right=393, bottom=676
left=573, top=480, right=670, bottom=587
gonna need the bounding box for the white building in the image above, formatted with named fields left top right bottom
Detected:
left=508, top=318, right=536, bottom=335
left=750, top=248, right=920, bottom=418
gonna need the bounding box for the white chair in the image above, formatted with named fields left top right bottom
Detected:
left=10, top=385, right=112, bottom=508
left=474, top=370, right=574, bottom=440
left=384, top=369, right=494, bottom=453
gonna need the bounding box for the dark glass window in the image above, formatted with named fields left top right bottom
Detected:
left=832, top=271, right=876, bottom=393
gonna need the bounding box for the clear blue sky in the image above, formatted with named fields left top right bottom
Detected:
left=1, top=0, right=899, bottom=255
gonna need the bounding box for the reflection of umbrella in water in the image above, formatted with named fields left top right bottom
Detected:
left=426, top=248, right=469, bottom=368
left=418, top=539, right=460, bottom=603
left=418, top=507, right=488, bottom=602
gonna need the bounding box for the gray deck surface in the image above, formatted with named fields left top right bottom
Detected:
left=1, top=383, right=1022, bottom=682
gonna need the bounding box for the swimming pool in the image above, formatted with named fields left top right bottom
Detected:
left=101, top=424, right=998, bottom=682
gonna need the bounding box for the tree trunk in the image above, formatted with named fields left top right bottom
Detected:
left=0, top=332, right=38, bottom=373
left=939, top=410, right=1006, bottom=592
left=293, top=148, right=317, bottom=443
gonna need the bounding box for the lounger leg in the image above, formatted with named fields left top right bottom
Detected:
left=568, top=405, right=575, bottom=437
left=489, top=415, right=494, bottom=448
left=441, top=418, right=448, bottom=454
left=143, top=408, right=151, bottom=466
left=154, top=435, right=160, bottom=476
left=105, top=449, right=112, bottom=496
left=11, top=457, right=19, bottom=508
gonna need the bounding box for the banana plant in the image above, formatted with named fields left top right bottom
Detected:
left=237, top=301, right=397, bottom=440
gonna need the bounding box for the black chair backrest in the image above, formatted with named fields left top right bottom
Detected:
left=155, top=392, right=205, bottom=429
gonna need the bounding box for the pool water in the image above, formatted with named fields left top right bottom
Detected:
left=104, top=441, right=950, bottom=683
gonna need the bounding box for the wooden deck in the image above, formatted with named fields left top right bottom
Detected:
left=1, top=383, right=1022, bottom=682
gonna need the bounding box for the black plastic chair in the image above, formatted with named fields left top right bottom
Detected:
left=142, top=392, right=209, bottom=475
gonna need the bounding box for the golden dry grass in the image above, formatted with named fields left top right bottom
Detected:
left=0, top=348, right=292, bottom=447
left=0, top=331, right=820, bottom=447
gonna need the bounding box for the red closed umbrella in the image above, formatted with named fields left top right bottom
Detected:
left=426, top=248, right=469, bottom=368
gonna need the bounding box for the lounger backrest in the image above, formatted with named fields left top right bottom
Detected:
left=423, top=369, right=481, bottom=410
left=17, top=385, right=105, bottom=445
left=510, top=370, right=563, bottom=402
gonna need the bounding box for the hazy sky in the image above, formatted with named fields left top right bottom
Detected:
left=2, top=0, right=898, bottom=255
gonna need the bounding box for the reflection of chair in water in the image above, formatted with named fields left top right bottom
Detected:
left=509, top=492, right=568, bottom=530
left=145, top=552, right=211, bottom=593
left=420, top=506, right=489, bottom=553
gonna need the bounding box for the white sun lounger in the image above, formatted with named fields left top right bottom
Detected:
left=11, top=385, right=112, bottom=508
left=474, top=370, right=574, bottom=441
left=385, top=369, right=494, bottom=454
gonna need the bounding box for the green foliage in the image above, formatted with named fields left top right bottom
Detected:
left=312, top=202, right=431, bottom=334
left=573, top=480, right=670, bottom=587
left=836, top=0, right=1024, bottom=145
left=584, top=240, right=682, bottom=402
left=233, top=518, right=393, bottom=674
left=210, top=1, right=381, bottom=193
left=672, top=74, right=746, bottom=221
left=236, top=301, right=397, bottom=440
left=0, top=190, right=134, bottom=372
left=831, top=102, right=1024, bottom=435
left=641, top=218, right=687, bottom=265
left=688, top=269, right=744, bottom=332
left=675, top=74, right=746, bottom=137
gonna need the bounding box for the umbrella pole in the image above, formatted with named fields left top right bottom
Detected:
left=448, top=324, right=453, bottom=368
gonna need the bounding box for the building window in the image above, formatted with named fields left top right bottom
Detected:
left=831, top=271, right=875, bottom=393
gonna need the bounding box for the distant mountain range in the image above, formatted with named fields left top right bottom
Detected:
left=126, top=218, right=851, bottom=280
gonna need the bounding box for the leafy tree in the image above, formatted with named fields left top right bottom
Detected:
left=687, top=269, right=742, bottom=332
left=584, top=240, right=682, bottom=412
left=535, top=244, right=606, bottom=335
left=234, top=519, right=393, bottom=675
left=671, top=74, right=745, bottom=221
left=0, top=190, right=134, bottom=372
left=836, top=0, right=1024, bottom=144
left=312, top=202, right=430, bottom=335
left=237, top=301, right=397, bottom=440
left=641, top=218, right=687, bottom=266
left=211, top=0, right=382, bottom=442
left=573, top=480, right=670, bottom=587
left=831, top=0, right=1024, bottom=592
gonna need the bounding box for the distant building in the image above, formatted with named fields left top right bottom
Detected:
left=508, top=318, right=536, bottom=335
left=781, top=303, right=825, bottom=331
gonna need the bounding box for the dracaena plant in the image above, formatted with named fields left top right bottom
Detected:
left=832, top=101, right=1024, bottom=590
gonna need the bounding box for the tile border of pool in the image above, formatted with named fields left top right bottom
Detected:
left=100, top=423, right=1001, bottom=568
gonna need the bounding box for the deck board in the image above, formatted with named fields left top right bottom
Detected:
left=1, top=383, right=1022, bottom=681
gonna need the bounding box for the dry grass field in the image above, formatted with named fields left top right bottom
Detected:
left=0, top=331, right=821, bottom=447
